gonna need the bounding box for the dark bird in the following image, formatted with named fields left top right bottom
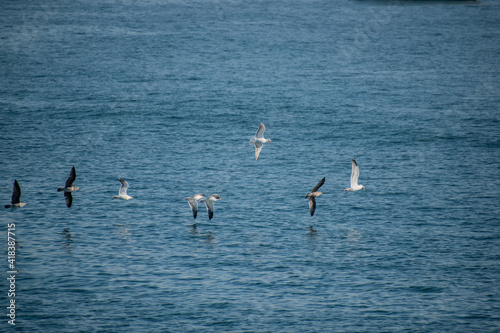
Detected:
left=305, top=177, right=325, bottom=216
left=57, top=166, right=79, bottom=207
left=5, top=180, right=27, bottom=208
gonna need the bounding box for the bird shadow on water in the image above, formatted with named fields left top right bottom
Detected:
left=344, top=228, right=363, bottom=245
left=190, top=223, right=199, bottom=235
left=61, top=227, right=73, bottom=254
left=203, top=231, right=216, bottom=243
left=188, top=223, right=217, bottom=244
left=306, top=225, right=319, bottom=238
left=60, top=227, right=75, bottom=267
left=113, top=223, right=132, bottom=241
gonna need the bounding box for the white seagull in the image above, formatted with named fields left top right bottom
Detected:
left=57, top=166, right=79, bottom=208
left=305, top=177, right=325, bottom=216
left=184, top=193, right=205, bottom=219
left=112, top=178, right=134, bottom=200
left=249, top=123, right=272, bottom=160
left=5, top=180, right=27, bottom=208
left=344, top=159, right=365, bottom=191
left=200, top=194, right=221, bottom=220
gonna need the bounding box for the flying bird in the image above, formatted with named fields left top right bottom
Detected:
left=249, top=123, right=272, bottom=160
left=184, top=193, right=205, bottom=219
left=5, top=180, right=27, bottom=208
left=344, top=159, right=365, bottom=191
left=112, top=178, right=134, bottom=200
left=305, top=177, right=325, bottom=216
left=200, top=194, right=221, bottom=220
left=58, top=166, right=79, bottom=193
left=57, top=166, right=80, bottom=208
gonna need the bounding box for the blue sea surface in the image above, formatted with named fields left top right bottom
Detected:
left=1, top=0, right=500, bottom=332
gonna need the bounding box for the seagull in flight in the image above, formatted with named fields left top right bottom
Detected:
left=112, top=178, right=134, bottom=200
left=249, top=123, right=272, bottom=160
left=344, top=159, right=365, bottom=191
left=305, top=177, right=325, bottom=216
left=200, top=194, right=221, bottom=220
left=5, top=180, right=27, bottom=208
left=57, top=166, right=80, bottom=208
left=184, top=193, right=205, bottom=219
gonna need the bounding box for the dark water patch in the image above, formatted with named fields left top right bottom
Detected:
left=409, top=285, right=445, bottom=293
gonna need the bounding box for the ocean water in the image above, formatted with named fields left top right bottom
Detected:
left=1, top=0, right=500, bottom=331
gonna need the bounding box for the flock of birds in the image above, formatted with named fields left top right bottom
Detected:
left=4, top=123, right=365, bottom=220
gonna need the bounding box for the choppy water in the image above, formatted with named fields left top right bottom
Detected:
left=1, top=0, right=500, bottom=332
